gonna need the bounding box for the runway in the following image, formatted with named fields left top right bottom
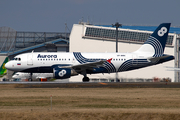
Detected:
left=0, top=81, right=180, bottom=88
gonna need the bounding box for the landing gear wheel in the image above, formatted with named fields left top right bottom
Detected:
left=83, top=77, right=89, bottom=82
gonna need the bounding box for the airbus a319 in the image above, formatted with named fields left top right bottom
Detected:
left=5, top=23, right=174, bottom=82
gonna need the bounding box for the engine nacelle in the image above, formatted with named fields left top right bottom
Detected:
left=53, top=68, right=78, bottom=79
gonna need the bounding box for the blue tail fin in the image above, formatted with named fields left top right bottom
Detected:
left=136, top=23, right=171, bottom=57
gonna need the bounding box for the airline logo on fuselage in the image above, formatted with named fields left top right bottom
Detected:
left=37, top=54, right=57, bottom=58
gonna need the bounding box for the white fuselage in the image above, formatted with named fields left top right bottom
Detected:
left=5, top=52, right=151, bottom=73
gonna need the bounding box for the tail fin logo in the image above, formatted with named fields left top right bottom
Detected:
left=136, top=23, right=170, bottom=58
left=0, top=57, right=8, bottom=75
left=158, top=27, right=167, bottom=37
left=2, top=63, right=5, bottom=69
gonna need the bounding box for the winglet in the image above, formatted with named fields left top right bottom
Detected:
left=107, top=58, right=112, bottom=63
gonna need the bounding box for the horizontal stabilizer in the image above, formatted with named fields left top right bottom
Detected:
left=148, top=54, right=174, bottom=63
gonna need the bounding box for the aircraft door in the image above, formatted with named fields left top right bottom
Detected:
left=132, top=54, right=138, bottom=65
left=72, top=57, right=76, bottom=63
left=27, top=54, right=33, bottom=65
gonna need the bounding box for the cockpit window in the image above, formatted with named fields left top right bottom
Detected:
left=13, top=58, right=21, bottom=61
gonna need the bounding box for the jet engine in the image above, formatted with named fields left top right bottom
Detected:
left=53, top=68, right=78, bottom=79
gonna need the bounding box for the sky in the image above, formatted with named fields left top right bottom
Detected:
left=0, top=0, right=180, bottom=32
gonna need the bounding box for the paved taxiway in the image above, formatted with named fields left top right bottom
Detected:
left=0, top=81, right=180, bottom=88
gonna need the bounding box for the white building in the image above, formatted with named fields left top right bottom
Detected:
left=70, top=23, right=177, bottom=82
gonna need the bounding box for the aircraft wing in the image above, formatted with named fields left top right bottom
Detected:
left=63, top=58, right=111, bottom=73
left=55, top=58, right=112, bottom=73
left=72, top=60, right=107, bottom=72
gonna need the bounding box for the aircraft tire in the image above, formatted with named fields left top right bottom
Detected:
left=83, top=77, right=89, bottom=82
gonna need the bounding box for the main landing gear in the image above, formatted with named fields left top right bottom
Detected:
left=83, top=76, right=89, bottom=82
left=82, top=71, right=89, bottom=82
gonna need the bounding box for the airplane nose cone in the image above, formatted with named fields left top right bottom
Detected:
left=5, top=62, right=11, bottom=69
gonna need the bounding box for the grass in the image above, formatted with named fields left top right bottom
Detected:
left=1, top=85, right=180, bottom=119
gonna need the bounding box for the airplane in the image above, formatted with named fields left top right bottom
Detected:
left=5, top=23, right=174, bottom=82
left=12, top=72, right=53, bottom=81
left=0, top=57, right=8, bottom=76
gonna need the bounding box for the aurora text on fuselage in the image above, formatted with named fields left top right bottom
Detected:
left=37, top=54, right=57, bottom=58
